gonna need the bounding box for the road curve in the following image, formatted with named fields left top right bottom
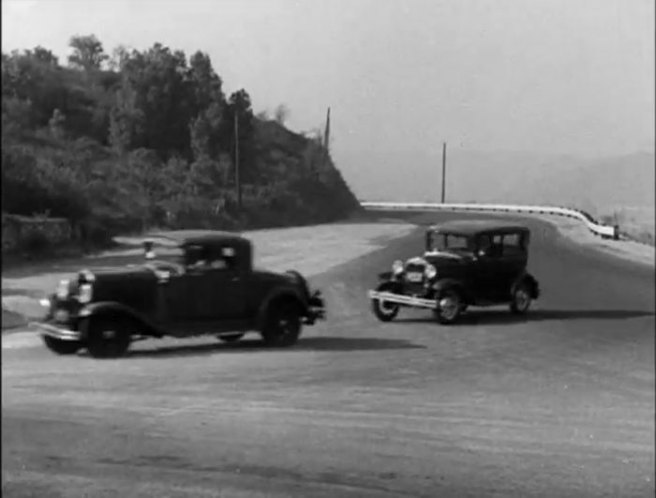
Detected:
left=2, top=211, right=654, bottom=498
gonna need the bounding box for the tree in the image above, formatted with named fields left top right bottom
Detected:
left=32, top=46, right=59, bottom=66
left=68, top=35, right=109, bottom=71
left=190, top=101, right=224, bottom=160
left=48, top=108, right=66, bottom=140
left=1, top=96, right=33, bottom=139
left=108, top=45, right=132, bottom=71
left=108, top=83, right=144, bottom=154
left=116, top=43, right=192, bottom=155
left=187, top=51, right=224, bottom=114
left=1, top=49, right=72, bottom=128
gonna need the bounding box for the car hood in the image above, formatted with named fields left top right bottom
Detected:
left=252, top=268, right=289, bottom=282
left=81, top=265, right=159, bottom=307
left=407, top=253, right=473, bottom=269
left=85, top=265, right=158, bottom=280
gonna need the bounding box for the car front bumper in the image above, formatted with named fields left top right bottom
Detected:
left=31, top=321, right=81, bottom=341
left=305, top=292, right=326, bottom=324
left=368, top=290, right=438, bottom=309
left=30, top=297, right=82, bottom=341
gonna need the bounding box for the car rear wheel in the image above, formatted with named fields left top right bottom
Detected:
left=218, top=333, right=244, bottom=343
left=510, top=283, right=532, bottom=314
left=85, top=317, right=132, bottom=359
left=42, top=336, right=81, bottom=355
left=372, top=282, right=400, bottom=322
left=435, top=289, right=463, bottom=325
left=261, top=300, right=302, bottom=347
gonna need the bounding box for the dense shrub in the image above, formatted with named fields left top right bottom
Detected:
left=1, top=36, right=360, bottom=248
left=21, top=230, right=51, bottom=253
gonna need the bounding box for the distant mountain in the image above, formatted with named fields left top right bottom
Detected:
left=344, top=149, right=654, bottom=215
left=524, top=152, right=655, bottom=212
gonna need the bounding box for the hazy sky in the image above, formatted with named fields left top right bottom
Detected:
left=2, top=0, right=654, bottom=198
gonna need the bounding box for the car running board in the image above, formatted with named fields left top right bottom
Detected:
left=367, top=290, right=437, bottom=309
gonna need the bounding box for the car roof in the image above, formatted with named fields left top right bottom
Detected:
left=148, top=230, right=249, bottom=246
left=428, top=219, right=530, bottom=236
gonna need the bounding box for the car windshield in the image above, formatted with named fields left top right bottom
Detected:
left=145, top=237, right=184, bottom=261
left=427, top=232, right=472, bottom=254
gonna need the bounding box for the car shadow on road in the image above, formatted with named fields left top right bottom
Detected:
left=396, top=308, right=655, bottom=326
left=124, top=336, right=426, bottom=359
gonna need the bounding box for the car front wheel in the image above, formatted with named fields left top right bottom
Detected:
left=510, top=283, right=532, bottom=314
left=261, top=301, right=302, bottom=347
left=85, top=317, right=132, bottom=359
left=372, top=282, right=400, bottom=322
left=435, top=289, right=463, bottom=325
left=42, top=336, right=81, bottom=355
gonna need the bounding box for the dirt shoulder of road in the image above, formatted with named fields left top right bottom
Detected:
left=534, top=214, right=655, bottom=268
left=2, top=221, right=416, bottom=329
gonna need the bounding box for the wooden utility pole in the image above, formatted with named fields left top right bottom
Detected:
left=324, top=106, right=331, bottom=153
left=234, top=112, right=241, bottom=209
left=441, top=142, right=447, bottom=203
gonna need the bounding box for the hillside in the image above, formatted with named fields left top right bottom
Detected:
left=1, top=36, right=360, bottom=250
left=524, top=152, right=655, bottom=210
left=348, top=148, right=654, bottom=213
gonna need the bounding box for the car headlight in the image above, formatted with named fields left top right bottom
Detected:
left=79, top=269, right=96, bottom=282
left=56, top=279, right=70, bottom=299
left=78, top=283, right=93, bottom=303
left=425, top=264, right=437, bottom=279
left=392, top=260, right=404, bottom=274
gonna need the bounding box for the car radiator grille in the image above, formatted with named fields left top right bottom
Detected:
left=404, top=263, right=427, bottom=295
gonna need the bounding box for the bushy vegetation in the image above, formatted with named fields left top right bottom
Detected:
left=1, top=35, right=360, bottom=247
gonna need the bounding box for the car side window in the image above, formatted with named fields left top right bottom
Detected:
left=203, top=246, right=238, bottom=272
left=185, top=245, right=239, bottom=273
left=502, top=233, right=524, bottom=256
left=491, top=235, right=504, bottom=257
left=478, top=234, right=502, bottom=257
left=478, top=234, right=499, bottom=257
left=185, top=245, right=208, bottom=268
left=209, top=258, right=229, bottom=270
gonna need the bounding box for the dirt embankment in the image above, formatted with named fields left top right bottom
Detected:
left=534, top=214, right=654, bottom=268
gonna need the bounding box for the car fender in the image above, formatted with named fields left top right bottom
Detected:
left=77, top=301, right=162, bottom=338
left=285, top=270, right=311, bottom=298
left=256, top=286, right=306, bottom=330
left=511, top=272, right=540, bottom=299
left=375, top=280, right=403, bottom=293
left=432, top=278, right=470, bottom=300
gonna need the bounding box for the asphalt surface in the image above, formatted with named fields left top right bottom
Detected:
left=2, top=211, right=654, bottom=498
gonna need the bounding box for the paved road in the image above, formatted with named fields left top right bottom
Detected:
left=3, top=212, right=654, bottom=497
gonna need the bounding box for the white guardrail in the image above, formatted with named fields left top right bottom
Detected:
left=360, top=201, right=619, bottom=240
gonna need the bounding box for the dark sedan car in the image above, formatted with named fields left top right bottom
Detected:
left=34, top=230, right=325, bottom=358
left=368, top=220, right=540, bottom=324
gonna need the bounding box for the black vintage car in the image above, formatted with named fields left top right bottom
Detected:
left=34, top=230, right=325, bottom=358
left=368, top=220, right=540, bottom=324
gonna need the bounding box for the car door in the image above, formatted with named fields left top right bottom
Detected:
left=481, top=232, right=525, bottom=299
left=187, top=247, right=247, bottom=320
left=160, top=273, right=196, bottom=324
left=473, top=234, right=501, bottom=300
left=497, top=232, right=528, bottom=293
